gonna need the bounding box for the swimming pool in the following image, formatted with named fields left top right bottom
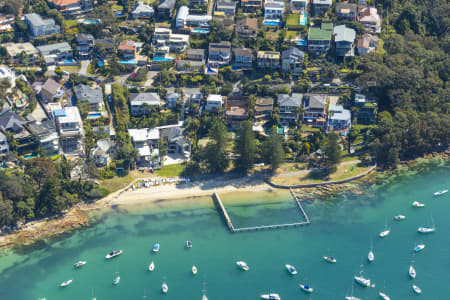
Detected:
left=299, top=12, right=308, bottom=26
left=118, top=59, right=136, bottom=64
left=264, top=20, right=282, bottom=26
left=297, top=39, right=307, bottom=46
left=62, top=59, right=75, bottom=64
left=87, top=112, right=102, bottom=119
left=83, top=19, right=100, bottom=24
left=192, top=28, right=210, bottom=34
left=153, top=57, right=173, bottom=62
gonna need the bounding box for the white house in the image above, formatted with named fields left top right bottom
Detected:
left=52, top=106, right=84, bottom=155
left=264, top=0, right=285, bottom=20
left=167, top=92, right=179, bottom=109
left=128, top=128, right=160, bottom=167
left=205, top=94, right=223, bottom=111
left=130, top=92, right=164, bottom=116
left=132, top=1, right=155, bottom=19
left=327, top=104, right=351, bottom=135
left=24, top=13, right=60, bottom=38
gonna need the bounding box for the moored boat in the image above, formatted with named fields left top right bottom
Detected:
left=260, top=293, right=281, bottom=300
left=105, top=250, right=123, bottom=259
left=113, top=275, right=120, bottom=285
left=409, top=265, right=416, bottom=279
left=379, top=291, right=390, bottom=300
left=186, top=240, right=192, bottom=248
left=285, top=264, right=297, bottom=275
left=236, top=261, right=249, bottom=271
left=153, top=243, right=160, bottom=253
left=74, top=261, right=86, bottom=268
left=299, top=284, right=314, bottom=293
left=354, top=276, right=374, bottom=288
left=412, top=284, right=422, bottom=294
left=345, top=297, right=361, bottom=300
left=323, top=256, right=337, bottom=263
left=192, top=265, right=198, bottom=275
left=414, top=244, right=425, bottom=252
left=394, top=215, right=406, bottom=220
left=162, top=282, right=168, bottom=293
left=412, top=201, right=425, bottom=207
left=60, top=279, right=72, bottom=287
left=379, top=229, right=390, bottom=238
left=433, top=189, right=448, bottom=196
left=417, top=226, right=435, bottom=233
left=149, top=261, right=155, bottom=271
left=368, top=249, right=375, bottom=262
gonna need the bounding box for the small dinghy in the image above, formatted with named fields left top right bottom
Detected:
left=285, top=264, right=297, bottom=275
left=414, top=244, right=425, bottom=252
left=153, top=243, right=160, bottom=253
left=236, top=261, right=249, bottom=271
left=299, top=284, right=314, bottom=293
left=394, top=215, right=406, bottom=220
left=186, top=240, right=192, bottom=248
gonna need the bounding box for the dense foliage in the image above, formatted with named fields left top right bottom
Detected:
left=0, top=159, right=108, bottom=227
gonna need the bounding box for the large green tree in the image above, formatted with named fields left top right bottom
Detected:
left=323, top=132, right=341, bottom=174
left=262, top=127, right=284, bottom=172
left=235, top=121, right=256, bottom=173
left=204, top=118, right=229, bottom=173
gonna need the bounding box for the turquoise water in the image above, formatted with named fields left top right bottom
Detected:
left=0, top=165, right=449, bottom=299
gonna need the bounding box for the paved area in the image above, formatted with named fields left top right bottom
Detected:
left=79, top=60, right=89, bottom=76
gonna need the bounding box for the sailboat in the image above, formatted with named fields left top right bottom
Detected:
left=113, top=272, right=120, bottom=285
left=379, top=218, right=390, bottom=237
left=260, top=294, right=281, bottom=300
left=192, top=265, right=198, bottom=275
left=433, top=189, right=448, bottom=196
left=368, top=240, right=375, bottom=262
left=379, top=281, right=390, bottom=300
left=414, top=243, right=425, bottom=252
left=202, top=282, right=208, bottom=300
left=412, top=284, right=422, bottom=294
left=345, top=281, right=361, bottom=300
left=418, top=214, right=436, bottom=233
left=354, top=265, right=375, bottom=288
left=149, top=261, right=155, bottom=271
left=409, top=264, right=416, bottom=279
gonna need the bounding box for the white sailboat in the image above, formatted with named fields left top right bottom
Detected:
left=412, top=284, right=422, bottom=294
left=236, top=261, right=249, bottom=271
left=379, top=291, right=390, bottom=300
left=162, top=281, right=168, bottom=293
left=394, top=214, right=406, bottom=220
left=285, top=264, right=297, bottom=275
left=414, top=243, right=425, bottom=252
left=60, top=279, right=72, bottom=287
left=148, top=261, right=155, bottom=271
left=433, top=189, right=448, bottom=196
left=354, top=266, right=375, bottom=288
left=368, top=240, right=375, bottom=262
left=418, top=215, right=436, bottom=233
left=261, top=293, right=281, bottom=300
left=379, top=218, right=390, bottom=237
left=345, top=281, right=361, bottom=300
left=412, top=201, right=425, bottom=207
left=299, top=283, right=314, bottom=293
left=192, top=265, right=198, bottom=275
left=202, top=282, right=208, bottom=300
left=409, top=264, right=416, bottom=279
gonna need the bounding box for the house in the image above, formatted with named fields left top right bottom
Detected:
left=74, top=84, right=105, bottom=117
left=205, top=94, right=223, bottom=111
left=132, top=1, right=155, bottom=19
left=167, top=93, right=179, bottom=109
left=303, top=94, right=328, bottom=127
left=52, top=106, right=84, bottom=155
left=333, top=25, right=356, bottom=56
left=117, top=40, right=136, bottom=59
left=208, top=41, right=232, bottom=69
left=359, top=7, right=381, bottom=33
left=308, top=22, right=333, bottom=55
left=37, top=42, right=73, bottom=65
left=90, top=138, right=115, bottom=167
left=40, top=78, right=62, bottom=103
left=264, top=0, right=285, bottom=21
left=45, top=0, right=93, bottom=16
left=215, top=0, right=237, bottom=15
left=312, top=0, right=332, bottom=15
left=254, top=97, right=273, bottom=125
left=176, top=60, right=204, bottom=72
left=157, top=0, right=176, bottom=20
left=281, top=47, right=305, bottom=74
left=357, top=33, right=379, bottom=55
left=0, top=131, right=8, bottom=155
left=0, top=111, right=36, bottom=154
left=236, top=17, right=258, bottom=38
left=3, top=42, right=38, bottom=63
left=0, top=14, right=15, bottom=34
left=189, top=0, right=208, bottom=7
left=128, top=128, right=160, bottom=167
left=176, top=6, right=212, bottom=28
left=95, top=38, right=116, bottom=56
left=335, top=3, right=357, bottom=20
left=130, top=93, right=164, bottom=116
left=257, top=51, right=280, bottom=69
left=290, top=0, right=307, bottom=12
left=357, top=102, right=377, bottom=124
left=327, top=104, right=351, bottom=135
left=187, top=49, right=206, bottom=61
left=241, top=0, right=263, bottom=13
left=75, top=33, right=94, bottom=60
left=278, top=93, right=302, bottom=124
left=157, top=123, right=191, bottom=158
left=24, top=13, right=60, bottom=38
left=226, top=99, right=248, bottom=129
left=233, top=48, right=253, bottom=69
left=153, top=27, right=172, bottom=42
left=28, top=120, right=60, bottom=155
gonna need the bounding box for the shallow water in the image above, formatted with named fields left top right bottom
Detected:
left=0, top=166, right=449, bottom=300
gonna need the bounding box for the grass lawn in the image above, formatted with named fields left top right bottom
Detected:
left=111, top=4, right=123, bottom=10
left=156, top=164, right=185, bottom=177
left=270, top=161, right=372, bottom=186
left=64, top=20, right=78, bottom=28
left=285, top=30, right=299, bottom=39
left=277, top=162, right=308, bottom=174
left=59, top=66, right=81, bottom=72
left=265, top=30, right=281, bottom=40
left=99, top=170, right=154, bottom=193
left=286, top=14, right=300, bottom=26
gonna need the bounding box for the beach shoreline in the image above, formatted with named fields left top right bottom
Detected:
left=1, top=154, right=447, bottom=250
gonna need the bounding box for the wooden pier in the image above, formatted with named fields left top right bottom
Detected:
left=213, top=188, right=310, bottom=233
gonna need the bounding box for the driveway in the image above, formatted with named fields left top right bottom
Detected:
left=79, top=60, right=89, bottom=76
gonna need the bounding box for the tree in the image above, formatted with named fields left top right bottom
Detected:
left=262, top=127, right=284, bottom=172
left=322, top=132, right=341, bottom=174
left=25, top=158, right=58, bottom=189
left=235, top=120, right=256, bottom=173
left=204, top=118, right=229, bottom=173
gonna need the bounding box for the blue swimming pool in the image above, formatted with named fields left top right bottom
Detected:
left=88, top=112, right=102, bottom=119
left=153, top=57, right=173, bottom=62
left=118, top=59, right=136, bottom=64
left=264, top=21, right=282, bottom=26
left=299, top=12, right=308, bottom=26
left=83, top=19, right=100, bottom=24
left=192, top=28, right=210, bottom=34
left=62, top=59, right=75, bottom=64
left=297, top=39, right=307, bottom=46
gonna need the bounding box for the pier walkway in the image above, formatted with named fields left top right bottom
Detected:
left=213, top=188, right=310, bottom=233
